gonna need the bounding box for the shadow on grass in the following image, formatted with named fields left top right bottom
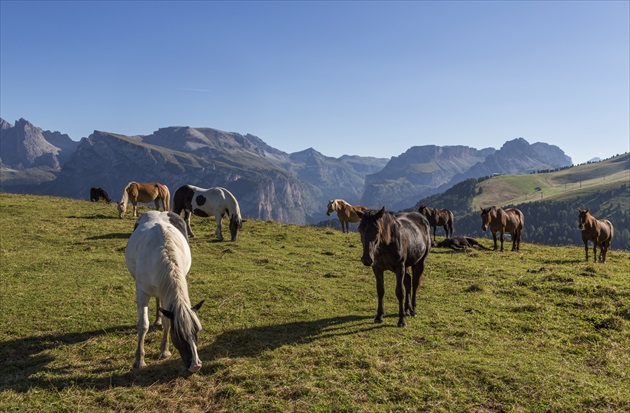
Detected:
left=67, top=214, right=119, bottom=220
left=86, top=233, right=131, bottom=240
left=0, top=315, right=376, bottom=392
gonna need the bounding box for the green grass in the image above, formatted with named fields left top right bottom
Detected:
left=1, top=193, right=629, bottom=412
left=472, top=154, right=630, bottom=210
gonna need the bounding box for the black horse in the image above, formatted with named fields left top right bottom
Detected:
left=418, top=205, right=455, bottom=240
left=357, top=208, right=431, bottom=327
left=90, top=187, right=111, bottom=203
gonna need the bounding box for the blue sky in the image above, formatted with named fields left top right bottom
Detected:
left=1, top=1, right=628, bottom=164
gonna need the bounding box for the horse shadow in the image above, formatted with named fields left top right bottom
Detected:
left=1, top=315, right=376, bottom=392
left=67, top=214, right=119, bottom=220
left=86, top=233, right=131, bottom=240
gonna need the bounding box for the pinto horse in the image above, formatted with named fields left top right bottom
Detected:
left=126, top=211, right=204, bottom=373
left=357, top=208, right=431, bottom=327
left=418, top=205, right=455, bottom=240
left=578, top=208, right=614, bottom=263
left=90, top=187, right=111, bottom=203
left=117, top=182, right=170, bottom=219
left=326, top=199, right=368, bottom=233
left=480, top=206, right=524, bottom=251
left=172, top=185, right=243, bottom=241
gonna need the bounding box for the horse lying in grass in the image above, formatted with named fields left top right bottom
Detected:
left=125, top=211, right=204, bottom=373
left=418, top=205, right=455, bottom=240
left=327, top=199, right=367, bottom=233
left=172, top=185, right=243, bottom=241
left=578, top=208, right=614, bottom=263
left=480, top=206, right=524, bottom=251
left=117, top=182, right=170, bottom=219
left=431, top=236, right=490, bottom=251
left=357, top=207, right=431, bottom=327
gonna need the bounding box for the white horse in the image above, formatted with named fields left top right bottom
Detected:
left=125, top=210, right=204, bottom=373
left=172, top=185, right=243, bottom=241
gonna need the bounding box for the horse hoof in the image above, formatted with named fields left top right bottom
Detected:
left=398, top=320, right=407, bottom=328
left=133, top=361, right=147, bottom=369
left=374, top=317, right=384, bottom=324
left=150, top=323, right=163, bottom=331
left=159, top=351, right=172, bottom=359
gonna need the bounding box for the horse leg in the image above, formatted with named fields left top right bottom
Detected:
left=132, top=201, right=138, bottom=218
left=133, top=292, right=150, bottom=369
left=215, top=215, right=224, bottom=241
left=373, top=268, right=385, bottom=324
left=184, top=210, right=195, bottom=238
left=593, top=243, right=597, bottom=263
left=492, top=232, right=498, bottom=251
left=433, top=226, right=436, bottom=241
left=499, top=230, right=505, bottom=252
left=159, top=316, right=172, bottom=360
left=601, top=242, right=608, bottom=263
left=403, top=270, right=412, bottom=316
left=151, top=297, right=163, bottom=330
left=395, top=266, right=406, bottom=327
left=583, top=241, right=589, bottom=262
left=511, top=230, right=517, bottom=251
left=154, top=199, right=160, bottom=211
left=410, top=261, right=425, bottom=317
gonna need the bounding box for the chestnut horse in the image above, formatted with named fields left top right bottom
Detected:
left=357, top=208, right=431, bottom=327
left=418, top=205, right=455, bottom=240
left=326, top=199, right=367, bottom=233
left=480, top=206, right=524, bottom=251
left=118, top=182, right=170, bottom=219
left=578, top=208, right=614, bottom=263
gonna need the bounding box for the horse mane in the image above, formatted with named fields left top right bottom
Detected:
left=378, top=211, right=398, bottom=245
left=222, top=187, right=242, bottom=220
left=120, top=182, right=134, bottom=205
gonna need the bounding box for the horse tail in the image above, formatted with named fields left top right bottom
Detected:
left=161, top=184, right=171, bottom=212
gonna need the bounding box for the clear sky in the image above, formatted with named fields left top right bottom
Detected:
left=1, top=1, right=628, bottom=165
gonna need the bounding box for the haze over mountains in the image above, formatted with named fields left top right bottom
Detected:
left=0, top=117, right=573, bottom=224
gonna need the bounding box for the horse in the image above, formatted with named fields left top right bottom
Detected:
left=326, top=199, right=368, bottom=233
left=578, top=208, right=614, bottom=263
left=432, top=236, right=490, bottom=251
left=480, top=206, right=524, bottom=251
left=125, top=210, right=204, bottom=373
left=90, top=187, right=111, bottom=203
left=172, top=185, right=243, bottom=241
left=117, top=182, right=170, bottom=219
left=356, top=207, right=431, bottom=327
left=417, top=205, right=455, bottom=240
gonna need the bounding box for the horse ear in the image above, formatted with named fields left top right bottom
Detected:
left=480, top=207, right=484, bottom=212
left=577, top=208, right=582, bottom=213
left=375, top=207, right=385, bottom=219
left=585, top=209, right=589, bottom=213
left=191, top=300, right=205, bottom=312
left=159, top=307, right=174, bottom=319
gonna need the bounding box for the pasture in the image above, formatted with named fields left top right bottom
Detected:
left=1, top=193, right=629, bottom=412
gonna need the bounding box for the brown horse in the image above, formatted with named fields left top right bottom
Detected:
left=326, top=199, right=368, bottom=233
left=418, top=205, right=455, bottom=240
left=357, top=208, right=431, bottom=327
left=578, top=208, right=614, bottom=263
left=480, top=206, right=524, bottom=251
left=118, top=182, right=171, bottom=219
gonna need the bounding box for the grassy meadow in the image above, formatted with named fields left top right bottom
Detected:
left=1, top=193, right=629, bottom=412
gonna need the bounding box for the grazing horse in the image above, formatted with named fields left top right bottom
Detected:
left=326, top=199, right=368, bottom=233
left=418, top=205, right=455, bottom=240
left=480, top=206, right=524, bottom=251
left=578, top=208, right=614, bottom=263
left=357, top=207, right=431, bottom=327
left=172, top=185, right=243, bottom=241
left=126, top=211, right=204, bottom=373
left=117, top=182, right=170, bottom=219
left=90, top=187, right=111, bottom=203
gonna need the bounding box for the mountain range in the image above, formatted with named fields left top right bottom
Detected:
left=0, top=117, right=573, bottom=224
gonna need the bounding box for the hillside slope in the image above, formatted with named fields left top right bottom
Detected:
left=413, top=154, right=630, bottom=250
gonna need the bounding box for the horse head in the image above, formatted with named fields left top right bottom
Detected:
left=229, top=214, right=242, bottom=241
left=357, top=207, right=386, bottom=266
left=117, top=201, right=127, bottom=219
left=480, top=207, right=494, bottom=231
left=159, top=300, right=205, bottom=373
left=577, top=208, right=590, bottom=230
left=326, top=200, right=336, bottom=216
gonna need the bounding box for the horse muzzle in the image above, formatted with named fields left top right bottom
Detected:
left=361, top=255, right=373, bottom=266
left=188, top=359, right=202, bottom=373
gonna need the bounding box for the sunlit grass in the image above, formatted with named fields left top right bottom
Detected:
left=1, top=193, right=629, bottom=412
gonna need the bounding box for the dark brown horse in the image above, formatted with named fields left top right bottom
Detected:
left=578, top=208, right=614, bottom=263
left=90, top=187, right=111, bottom=203
left=356, top=208, right=431, bottom=327
left=418, top=205, right=455, bottom=240
left=480, top=206, right=524, bottom=251
left=327, top=199, right=368, bottom=233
